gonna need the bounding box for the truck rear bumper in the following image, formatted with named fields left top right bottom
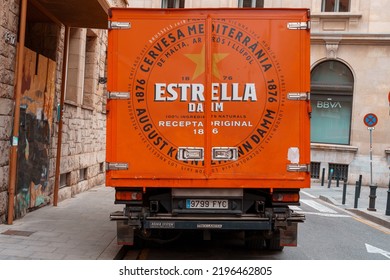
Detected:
left=111, top=212, right=305, bottom=230
left=145, top=217, right=272, bottom=230
left=112, top=211, right=305, bottom=247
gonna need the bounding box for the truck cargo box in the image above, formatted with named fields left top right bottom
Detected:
left=106, top=8, right=311, bottom=249
left=106, top=8, right=311, bottom=188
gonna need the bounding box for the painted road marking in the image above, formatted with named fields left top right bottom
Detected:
left=300, top=199, right=337, bottom=214
left=293, top=200, right=349, bottom=217
left=289, top=206, right=302, bottom=211
left=353, top=216, right=390, bottom=235
left=297, top=211, right=350, bottom=218
left=300, top=190, right=316, bottom=199
left=365, top=243, right=390, bottom=259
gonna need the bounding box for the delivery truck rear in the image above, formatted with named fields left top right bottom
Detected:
left=106, top=8, right=311, bottom=250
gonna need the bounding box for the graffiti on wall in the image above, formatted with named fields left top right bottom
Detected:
left=15, top=47, right=56, bottom=218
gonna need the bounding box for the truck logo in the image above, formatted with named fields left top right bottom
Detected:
left=154, top=82, right=257, bottom=102
left=184, top=44, right=228, bottom=79
left=127, top=19, right=285, bottom=172
left=197, top=224, right=223, bottom=229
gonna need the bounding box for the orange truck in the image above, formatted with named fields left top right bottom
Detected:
left=106, top=8, right=311, bottom=250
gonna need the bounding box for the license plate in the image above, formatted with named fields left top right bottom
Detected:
left=186, top=199, right=228, bottom=209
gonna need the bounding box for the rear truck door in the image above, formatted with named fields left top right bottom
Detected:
left=106, top=9, right=311, bottom=189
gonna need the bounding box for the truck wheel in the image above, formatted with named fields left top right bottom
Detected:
left=133, top=230, right=146, bottom=248
left=245, top=231, right=265, bottom=250
left=265, top=230, right=284, bottom=251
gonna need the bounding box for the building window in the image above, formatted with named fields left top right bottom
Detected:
left=310, top=60, right=354, bottom=145
left=66, top=28, right=86, bottom=105
left=322, top=0, right=350, bottom=12
left=238, top=0, right=264, bottom=8
left=162, top=0, right=185, bottom=8
left=66, top=28, right=102, bottom=109
left=79, top=168, right=88, bottom=181
left=83, top=29, right=99, bottom=109
left=310, top=162, right=321, bottom=179
left=328, top=163, right=349, bottom=181
left=60, top=172, right=71, bottom=189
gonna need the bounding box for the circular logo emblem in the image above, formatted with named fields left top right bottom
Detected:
left=128, top=18, right=285, bottom=170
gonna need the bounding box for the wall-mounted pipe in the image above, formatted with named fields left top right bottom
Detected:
left=53, top=26, right=70, bottom=206
left=7, top=0, right=28, bottom=225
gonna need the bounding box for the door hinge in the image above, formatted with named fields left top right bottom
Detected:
left=108, top=21, right=131, bottom=30
left=287, top=21, right=310, bottom=30
left=108, top=91, right=130, bottom=100
left=106, top=162, right=129, bottom=171
left=287, top=92, right=310, bottom=101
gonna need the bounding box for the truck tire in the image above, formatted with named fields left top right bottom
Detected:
left=133, top=230, right=146, bottom=248
left=265, top=230, right=284, bottom=251
left=245, top=231, right=265, bottom=250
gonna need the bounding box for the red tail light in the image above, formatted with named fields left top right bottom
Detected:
left=116, top=190, right=142, bottom=201
left=272, top=192, right=299, bottom=203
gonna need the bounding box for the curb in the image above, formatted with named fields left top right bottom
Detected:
left=318, top=195, right=339, bottom=206
left=346, top=209, right=390, bottom=230
left=318, top=195, right=390, bottom=230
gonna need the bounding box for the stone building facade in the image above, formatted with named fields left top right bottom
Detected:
left=0, top=0, right=389, bottom=223
left=0, top=0, right=19, bottom=223
left=308, top=0, right=390, bottom=187
left=56, top=28, right=108, bottom=202
left=0, top=0, right=127, bottom=223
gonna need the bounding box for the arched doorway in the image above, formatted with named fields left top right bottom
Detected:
left=310, top=60, right=354, bottom=145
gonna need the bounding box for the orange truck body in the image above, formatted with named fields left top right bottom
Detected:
left=106, top=8, right=311, bottom=249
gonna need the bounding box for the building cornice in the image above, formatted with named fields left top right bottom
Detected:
left=311, top=143, right=358, bottom=152
left=311, top=12, right=363, bottom=20
left=311, top=33, right=390, bottom=45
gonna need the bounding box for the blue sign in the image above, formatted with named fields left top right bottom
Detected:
left=363, top=113, right=378, bottom=127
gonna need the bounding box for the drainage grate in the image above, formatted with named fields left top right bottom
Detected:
left=1, top=230, right=35, bottom=237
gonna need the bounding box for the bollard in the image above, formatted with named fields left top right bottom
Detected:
left=358, top=175, right=362, bottom=198
left=354, top=181, right=359, bottom=209
left=386, top=178, right=390, bottom=216
left=336, top=169, right=340, bottom=188
left=367, top=184, right=377, bottom=211
left=328, top=168, right=334, bottom=188
left=342, top=180, right=347, bottom=205
left=321, top=168, right=325, bottom=187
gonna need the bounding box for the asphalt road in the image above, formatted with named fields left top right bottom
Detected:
left=122, top=190, right=390, bottom=260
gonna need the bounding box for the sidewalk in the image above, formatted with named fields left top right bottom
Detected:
left=308, top=182, right=390, bottom=229
left=0, top=185, right=122, bottom=260
left=0, top=182, right=389, bottom=260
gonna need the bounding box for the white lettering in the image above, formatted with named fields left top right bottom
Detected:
left=167, top=83, right=178, bottom=101
left=317, top=101, right=342, bottom=109
left=178, top=84, right=190, bottom=101
left=192, top=84, right=205, bottom=102
left=158, top=120, right=252, bottom=127
left=154, top=83, right=166, bottom=101
left=154, top=83, right=257, bottom=102
left=243, top=83, right=257, bottom=101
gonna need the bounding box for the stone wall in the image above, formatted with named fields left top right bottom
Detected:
left=0, top=3, right=109, bottom=222
left=57, top=105, right=106, bottom=200
left=56, top=28, right=108, bottom=201
left=0, top=0, right=19, bottom=223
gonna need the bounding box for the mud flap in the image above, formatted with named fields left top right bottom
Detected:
left=280, top=223, right=298, bottom=247
left=117, top=220, right=135, bottom=245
